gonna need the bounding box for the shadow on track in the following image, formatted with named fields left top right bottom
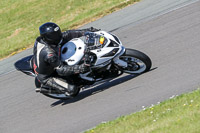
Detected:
left=50, top=74, right=135, bottom=107
left=50, top=67, right=157, bottom=107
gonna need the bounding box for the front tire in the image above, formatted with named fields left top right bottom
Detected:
left=120, top=49, right=152, bottom=74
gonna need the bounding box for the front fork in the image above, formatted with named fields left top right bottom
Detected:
left=113, top=46, right=128, bottom=68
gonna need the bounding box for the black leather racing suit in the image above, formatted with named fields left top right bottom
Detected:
left=33, top=29, right=94, bottom=93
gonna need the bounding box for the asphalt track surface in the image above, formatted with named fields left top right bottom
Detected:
left=0, top=0, right=200, bottom=132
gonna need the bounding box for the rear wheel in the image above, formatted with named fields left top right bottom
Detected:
left=120, top=49, right=152, bottom=74
left=42, top=87, right=81, bottom=100
left=43, top=93, right=72, bottom=100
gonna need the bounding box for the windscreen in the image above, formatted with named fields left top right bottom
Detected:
left=84, top=32, right=107, bottom=48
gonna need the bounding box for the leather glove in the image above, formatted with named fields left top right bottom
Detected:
left=84, top=53, right=91, bottom=65
left=78, top=63, right=90, bottom=73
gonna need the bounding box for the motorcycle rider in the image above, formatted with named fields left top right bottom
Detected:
left=33, top=22, right=99, bottom=96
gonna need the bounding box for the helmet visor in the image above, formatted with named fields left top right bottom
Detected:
left=45, top=31, right=62, bottom=44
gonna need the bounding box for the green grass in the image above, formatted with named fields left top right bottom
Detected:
left=0, top=0, right=139, bottom=59
left=85, top=89, right=200, bottom=133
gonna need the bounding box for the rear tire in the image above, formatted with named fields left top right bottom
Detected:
left=120, top=49, right=152, bottom=74
left=42, top=87, right=81, bottom=100
left=43, top=93, right=72, bottom=100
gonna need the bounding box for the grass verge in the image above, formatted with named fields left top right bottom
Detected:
left=0, top=0, right=139, bottom=60
left=85, top=89, right=200, bottom=133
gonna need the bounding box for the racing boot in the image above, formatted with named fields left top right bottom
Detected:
left=35, top=77, right=41, bottom=92
left=35, top=77, right=68, bottom=94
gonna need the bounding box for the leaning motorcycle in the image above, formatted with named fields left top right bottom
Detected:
left=14, top=31, right=152, bottom=99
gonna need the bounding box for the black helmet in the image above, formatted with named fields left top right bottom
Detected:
left=39, top=22, right=62, bottom=45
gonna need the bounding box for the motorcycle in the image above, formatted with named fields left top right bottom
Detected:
left=14, top=31, right=152, bottom=99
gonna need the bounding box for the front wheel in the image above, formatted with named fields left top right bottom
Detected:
left=119, top=49, right=152, bottom=74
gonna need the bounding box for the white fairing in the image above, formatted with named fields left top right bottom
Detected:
left=61, top=31, right=125, bottom=68
left=91, top=31, right=122, bottom=66
left=90, top=48, right=114, bottom=65
left=61, top=38, right=86, bottom=66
